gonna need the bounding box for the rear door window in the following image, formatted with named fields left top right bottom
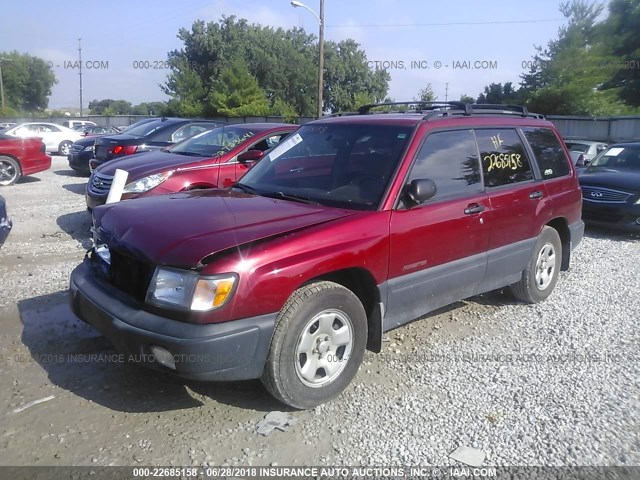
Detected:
left=522, top=128, right=570, bottom=179
left=475, top=129, right=534, bottom=187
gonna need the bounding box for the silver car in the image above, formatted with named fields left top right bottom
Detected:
left=565, top=140, right=609, bottom=166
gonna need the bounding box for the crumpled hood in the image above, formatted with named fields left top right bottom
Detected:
left=93, top=189, right=355, bottom=267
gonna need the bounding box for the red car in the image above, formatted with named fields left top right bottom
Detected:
left=86, top=123, right=297, bottom=210
left=0, top=134, right=52, bottom=186
left=70, top=102, right=584, bottom=408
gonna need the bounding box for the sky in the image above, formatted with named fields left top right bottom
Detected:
left=0, top=0, right=585, bottom=111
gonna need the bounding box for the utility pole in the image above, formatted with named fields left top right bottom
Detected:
left=78, top=38, right=83, bottom=116
left=445, top=83, right=449, bottom=102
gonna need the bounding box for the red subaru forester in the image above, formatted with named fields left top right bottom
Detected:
left=70, top=103, right=584, bottom=408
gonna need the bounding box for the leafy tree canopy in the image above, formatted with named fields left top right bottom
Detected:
left=0, top=51, right=57, bottom=112
left=163, top=16, right=389, bottom=117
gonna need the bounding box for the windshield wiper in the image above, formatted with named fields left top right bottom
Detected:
left=262, top=191, right=320, bottom=205
left=232, top=182, right=260, bottom=195
left=172, top=151, right=207, bottom=157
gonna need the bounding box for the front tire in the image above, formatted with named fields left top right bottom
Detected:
left=261, top=281, right=367, bottom=409
left=0, top=156, right=21, bottom=186
left=510, top=226, right=562, bottom=303
left=59, top=141, right=72, bottom=156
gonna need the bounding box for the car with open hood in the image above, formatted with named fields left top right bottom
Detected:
left=578, top=142, right=640, bottom=231
left=70, top=102, right=584, bottom=409
left=85, top=123, right=297, bottom=210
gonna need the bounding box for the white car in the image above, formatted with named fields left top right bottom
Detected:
left=4, top=122, right=83, bottom=156
left=565, top=140, right=609, bottom=166
left=61, top=120, right=97, bottom=129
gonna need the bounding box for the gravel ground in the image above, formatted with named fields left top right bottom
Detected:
left=0, top=156, right=638, bottom=468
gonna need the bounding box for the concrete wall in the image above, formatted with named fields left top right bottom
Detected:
left=547, top=115, right=640, bottom=143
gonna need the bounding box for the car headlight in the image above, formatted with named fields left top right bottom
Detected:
left=146, top=267, right=237, bottom=312
left=123, top=171, right=174, bottom=194
left=83, top=144, right=94, bottom=151
left=635, top=197, right=640, bottom=205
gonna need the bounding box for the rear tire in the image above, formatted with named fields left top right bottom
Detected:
left=510, top=226, right=562, bottom=303
left=0, top=156, right=21, bottom=186
left=261, top=281, right=367, bottom=409
left=59, top=141, right=72, bottom=156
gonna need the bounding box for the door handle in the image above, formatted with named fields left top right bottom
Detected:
left=529, top=191, right=543, bottom=199
left=464, top=203, right=485, bottom=215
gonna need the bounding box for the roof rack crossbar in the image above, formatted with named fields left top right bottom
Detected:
left=468, top=104, right=530, bottom=117
left=357, top=101, right=467, bottom=115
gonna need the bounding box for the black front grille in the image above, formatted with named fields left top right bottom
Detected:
left=88, top=171, right=113, bottom=196
left=108, top=250, right=154, bottom=302
left=582, top=186, right=631, bottom=203
left=70, top=144, right=84, bottom=153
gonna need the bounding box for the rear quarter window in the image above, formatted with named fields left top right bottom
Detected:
left=523, top=128, right=571, bottom=179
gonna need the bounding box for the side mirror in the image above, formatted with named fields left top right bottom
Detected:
left=405, top=179, right=437, bottom=205
left=238, top=149, right=264, bottom=165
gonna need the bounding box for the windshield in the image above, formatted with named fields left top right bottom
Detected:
left=589, top=145, right=640, bottom=170
left=122, top=119, right=169, bottom=137
left=170, top=125, right=257, bottom=157
left=238, top=123, right=413, bottom=210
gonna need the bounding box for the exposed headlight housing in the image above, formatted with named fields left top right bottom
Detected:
left=123, top=171, right=174, bottom=194
left=146, top=267, right=237, bottom=312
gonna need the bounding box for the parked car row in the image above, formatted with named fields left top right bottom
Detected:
left=85, top=123, right=296, bottom=209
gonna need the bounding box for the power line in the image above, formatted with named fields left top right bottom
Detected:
left=326, top=18, right=564, bottom=28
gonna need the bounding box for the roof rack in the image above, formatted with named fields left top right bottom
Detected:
left=357, top=101, right=470, bottom=115
left=355, top=101, right=544, bottom=119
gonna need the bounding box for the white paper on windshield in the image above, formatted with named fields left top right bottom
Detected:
left=269, top=133, right=303, bottom=161
left=606, top=147, right=624, bottom=156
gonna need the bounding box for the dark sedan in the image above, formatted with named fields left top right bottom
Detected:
left=578, top=142, right=640, bottom=232
left=0, top=195, right=12, bottom=246
left=78, top=125, right=122, bottom=137
left=68, top=118, right=164, bottom=175
left=91, top=118, right=226, bottom=170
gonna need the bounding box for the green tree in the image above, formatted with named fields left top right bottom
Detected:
left=132, top=101, right=167, bottom=116
left=208, top=60, right=270, bottom=116
left=519, top=1, right=629, bottom=115
left=476, top=82, right=521, bottom=104
left=599, top=0, right=640, bottom=107
left=0, top=51, right=56, bottom=112
left=416, top=84, right=437, bottom=102
left=271, top=97, right=298, bottom=123
left=459, top=94, right=475, bottom=103
left=88, top=99, right=132, bottom=115
left=163, top=16, right=390, bottom=116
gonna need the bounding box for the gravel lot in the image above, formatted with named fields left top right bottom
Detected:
left=0, top=155, right=638, bottom=467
